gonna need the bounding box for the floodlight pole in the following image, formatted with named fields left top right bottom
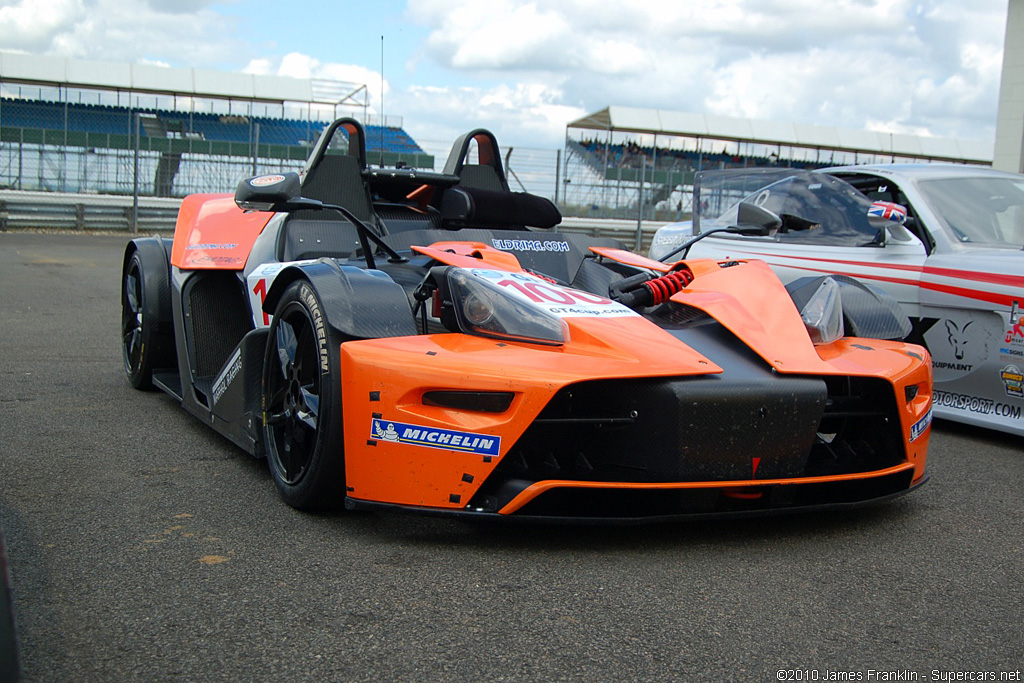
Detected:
left=554, top=148, right=561, bottom=205
left=132, top=112, right=140, bottom=235
left=635, top=157, right=646, bottom=251
left=252, top=122, right=260, bottom=175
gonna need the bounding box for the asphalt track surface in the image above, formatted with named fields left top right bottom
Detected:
left=0, top=231, right=1022, bottom=682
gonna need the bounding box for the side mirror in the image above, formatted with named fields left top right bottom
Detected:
left=866, top=201, right=914, bottom=244
left=234, top=172, right=321, bottom=212
left=733, top=201, right=783, bottom=235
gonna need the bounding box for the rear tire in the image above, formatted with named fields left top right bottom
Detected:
left=262, top=281, right=346, bottom=510
left=121, top=249, right=175, bottom=390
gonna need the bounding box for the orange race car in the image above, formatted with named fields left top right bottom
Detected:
left=121, top=118, right=932, bottom=522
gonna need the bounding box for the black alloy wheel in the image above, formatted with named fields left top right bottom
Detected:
left=122, top=250, right=173, bottom=389
left=263, top=281, right=345, bottom=509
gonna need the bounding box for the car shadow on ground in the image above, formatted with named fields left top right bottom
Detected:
left=307, top=495, right=924, bottom=554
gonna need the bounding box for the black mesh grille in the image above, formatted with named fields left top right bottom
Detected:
left=185, top=273, right=253, bottom=378
left=494, top=375, right=827, bottom=485
left=649, top=302, right=714, bottom=327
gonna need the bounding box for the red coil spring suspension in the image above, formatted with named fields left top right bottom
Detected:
left=642, top=268, right=693, bottom=305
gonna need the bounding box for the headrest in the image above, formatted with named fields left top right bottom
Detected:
left=440, top=186, right=561, bottom=230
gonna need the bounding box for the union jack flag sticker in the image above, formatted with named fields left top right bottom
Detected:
left=867, top=201, right=908, bottom=224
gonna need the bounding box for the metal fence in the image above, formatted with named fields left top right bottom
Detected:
left=0, top=89, right=687, bottom=234
left=0, top=189, right=660, bottom=253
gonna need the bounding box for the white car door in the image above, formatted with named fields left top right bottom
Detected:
left=685, top=232, right=928, bottom=315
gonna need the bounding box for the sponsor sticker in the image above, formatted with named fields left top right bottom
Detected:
left=186, top=243, right=238, bottom=250
left=469, top=269, right=638, bottom=319
left=1000, top=317, right=1024, bottom=361
left=246, top=260, right=320, bottom=328
left=211, top=348, right=243, bottom=405
left=1000, top=364, right=1023, bottom=399
left=910, top=407, right=932, bottom=442
left=933, top=390, right=1023, bottom=420
left=187, top=255, right=242, bottom=265
left=932, top=361, right=973, bottom=372
left=370, top=418, right=501, bottom=456
left=250, top=174, right=285, bottom=187
left=1004, top=319, right=1024, bottom=347
left=491, top=239, right=570, bottom=253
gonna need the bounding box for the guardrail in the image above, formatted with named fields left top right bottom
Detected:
left=0, top=190, right=181, bottom=232
left=0, top=190, right=662, bottom=253
left=555, top=216, right=657, bottom=253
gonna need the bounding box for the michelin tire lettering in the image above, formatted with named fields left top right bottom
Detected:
left=298, top=284, right=329, bottom=374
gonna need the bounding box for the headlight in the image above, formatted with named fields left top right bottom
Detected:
left=445, top=268, right=568, bottom=345
left=799, top=277, right=844, bottom=345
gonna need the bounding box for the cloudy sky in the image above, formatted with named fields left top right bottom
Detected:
left=0, top=0, right=1010, bottom=150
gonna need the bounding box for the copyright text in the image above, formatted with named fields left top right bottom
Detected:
left=775, top=670, right=1021, bottom=682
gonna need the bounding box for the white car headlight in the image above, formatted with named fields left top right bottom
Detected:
left=445, top=268, right=568, bottom=345
left=799, top=277, right=845, bottom=345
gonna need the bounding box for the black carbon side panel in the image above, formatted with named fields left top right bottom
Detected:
left=264, top=261, right=418, bottom=340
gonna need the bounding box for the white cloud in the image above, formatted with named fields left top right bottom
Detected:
left=0, top=0, right=84, bottom=51
left=242, top=53, right=389, bottom=111
left=405, top=0, right=1006, bottom=143
left=396, top=81, right=585, bottom=149
left=0, top=0, right=1009, bottom=150
left=0, top=0, right=244, bottom=64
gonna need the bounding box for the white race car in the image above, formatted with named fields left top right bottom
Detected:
left=649, top=165, right=1024, bottom=436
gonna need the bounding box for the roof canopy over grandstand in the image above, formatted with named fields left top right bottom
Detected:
left=0, top=51, right=367, bottom=107
left=568, top=105, right=993, bottom=165
left=0, top=52, right=432, bottom=196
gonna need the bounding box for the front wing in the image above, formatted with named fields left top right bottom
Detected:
left=337, top=322, right=932, bottom=521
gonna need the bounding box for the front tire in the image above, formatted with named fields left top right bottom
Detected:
left=121, top=249, right=174, bottom=390
left=262, top=281, right=346, bottom=510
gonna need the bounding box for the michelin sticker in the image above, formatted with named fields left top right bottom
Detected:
left=469, top=269, right=638, bottom=319
left=370, top=418, right=501, bottom=456
left=910, top=407, right=933, bottom=442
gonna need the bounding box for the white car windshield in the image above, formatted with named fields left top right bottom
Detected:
left=916, top=176, right=1024, bottom=249
left=695, top=170, right=887, bottom=246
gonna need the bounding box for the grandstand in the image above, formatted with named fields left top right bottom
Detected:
left=0, top=52, right=431, bottom=197
left=0, top=52, right=998, bottom=226
left=563, top=105, right=994, bottom=221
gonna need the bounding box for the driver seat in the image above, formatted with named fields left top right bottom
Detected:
left=279, top=118, right=376, bottom=261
